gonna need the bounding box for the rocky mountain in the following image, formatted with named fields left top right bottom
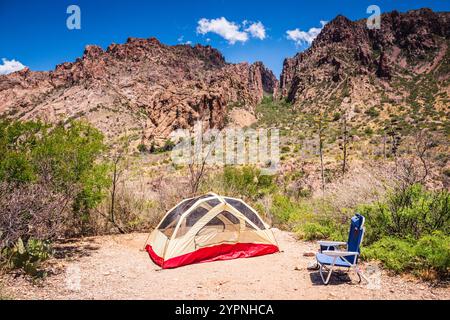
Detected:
left=1, top=8, right=448, bottom=148
left=278, top=8, right=450, bottom=131
left=0, top=37, right=277, bottom=146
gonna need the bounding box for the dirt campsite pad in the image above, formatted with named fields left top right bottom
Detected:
left=3, top=229, right=449, bottom=300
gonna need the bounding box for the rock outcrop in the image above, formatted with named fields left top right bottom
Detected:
left=277, top=8, right=450, bottom=121
left=0, top=38, right=277, bottom=145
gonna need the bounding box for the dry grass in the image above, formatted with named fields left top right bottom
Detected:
left=323, top=160, right=394, bottom=212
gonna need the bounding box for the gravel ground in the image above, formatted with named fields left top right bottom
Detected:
left=2, top=229, right=449, bottom=300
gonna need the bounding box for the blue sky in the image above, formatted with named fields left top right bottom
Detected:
left=1, top=0, right=449, bottom=76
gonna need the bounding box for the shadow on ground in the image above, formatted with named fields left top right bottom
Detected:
left=309, top=270, right=353, bottom=286
left=52, top=238, right=100, bottom=260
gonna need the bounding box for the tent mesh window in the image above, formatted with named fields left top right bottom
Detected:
left=158, top=195, right=211, bottom=238
left=245, top=221, right=257, bottom=230
left=175, top=206, right=209, bottom=238
left=205, top=198, right=221, bottom=208
left=224, top=198, right=266, bottom=229
left=194, top=211, right=240, bottom=248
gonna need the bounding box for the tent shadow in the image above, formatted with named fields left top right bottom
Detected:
left=309, top=269, right=352, bottom=286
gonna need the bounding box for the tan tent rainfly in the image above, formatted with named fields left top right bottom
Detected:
left=145, top=193, right=279, bottom=269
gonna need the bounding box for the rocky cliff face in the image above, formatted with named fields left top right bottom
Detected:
left=278, top=8, right=450, bottom=126
left=0, top=38, right=277, bottom=145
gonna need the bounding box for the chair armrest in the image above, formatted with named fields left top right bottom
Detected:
left=317, top=241, right=347, bottom=247
left=322, top=250, right=359, bottom=257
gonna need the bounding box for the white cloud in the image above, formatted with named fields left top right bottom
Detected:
left=286, top=20, right=327, bottom=46
left=177, top=36, right=193, bottom=45
left=0, top=58, right=26, bottom=75
left=197, top=17, right=249, bottom=44
left=245, top=21, right=266, bottom=40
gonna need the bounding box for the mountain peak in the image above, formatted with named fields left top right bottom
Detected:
left=0, top=37, right=277, bottom=146
left=278, top=8, right=449, bottom=129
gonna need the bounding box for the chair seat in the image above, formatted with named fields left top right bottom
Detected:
left=316, top=253, right=352, bottom=267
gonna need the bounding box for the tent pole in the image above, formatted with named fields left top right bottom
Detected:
left=141, top=232, right=152, bottom=251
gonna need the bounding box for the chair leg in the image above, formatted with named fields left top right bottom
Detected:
left=355, top=267, right=369, bottom=284
left=356, top=270, right=362, bottom=283
left=319, top=264, right=334, bottom=285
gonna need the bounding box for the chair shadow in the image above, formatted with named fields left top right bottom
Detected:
left=309, top=269, right=353, bottom=286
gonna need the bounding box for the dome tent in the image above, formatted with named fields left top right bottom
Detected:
left=145, top=193, right=279, bottom=269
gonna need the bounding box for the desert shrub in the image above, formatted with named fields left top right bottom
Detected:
left=362, top=237, right=416, bottom=273
left=362, top=232, right=450, bottom=278
left=270, top=195, right=312, bottom=225
left=0, top=152, right=36, bottom=183
left=332, top=112, right=341, bottom=121
left=149, top=139, right=175, bottom=154
left=0, top=120, right=46, bottom=183
left=297, top=222, right=332, bottom=241
left=0, top=120, right=109, bottom=217
left=359, top=185, right=450, bottom=279
left=414, top=232, right=450, bottom=277
left=0, top=120, right=110, bottom=274
left=0, top=238, right=52, bottom=277
left=161, top=139, right=175, bottom=152
left=295, top=216, right=347, bottom=242
left=359, top=184, right=450, bottom=244
left=94, top=187, right=164, bottom=234
left=31, top=121, right=109, bottom=217
left=365, top=107, right=380, bottom=118
left=222, top=166, right=276, bottom=199
left=268, top=194, right=347, bottom=240
left=0, top=182, right=71, bottom=247
left=137, top=143, right=147, bottom=153
left=281, top=146, right=290, bottom=153
left=364, top=127, right=374, bottom=136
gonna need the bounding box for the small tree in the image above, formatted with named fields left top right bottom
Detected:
left=107, top=136, right=132, bottom=233
left=338, top=111, right=351, bottom=175
left=395, top=129, right=435, bottom=190
left=188, top=132, right=215, bottom=196
left=384, top=119, right=401, bottom=160
left=312, top=114, right=329, bottom=196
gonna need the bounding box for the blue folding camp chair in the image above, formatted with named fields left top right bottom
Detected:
left=315, top=213, right=368, bottom=285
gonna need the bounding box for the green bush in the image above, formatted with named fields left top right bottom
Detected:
left=0, top=120, right=110, bottom=242
left=415, top=232, right=450, bottom=277
left=0, top=120, right=46, bottom=183
left=281, top=146, right=290, bottom=153
left=296, top=218, right=347, bottom=241
left=359, top=184, right=450, bottom=244
left=362, top=232, right=450, bottom=278
left=148, top=139, right=175, bottom=154
left=332, top=112, right=341, bottom=121
left=359, top=185, right=450, bottom=279
left=364, top=127, right=374, bottom=136
left=365, top=107, right=380, bottom=118
left=222, top=166, right=276, bottom=199
left=137, top=143, right=147, bottom=153
left=270, top=195, right=312, bottom=225
left=297, top=222, right=332, bottom=241
left=362, top=237, right=416, bottom=273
